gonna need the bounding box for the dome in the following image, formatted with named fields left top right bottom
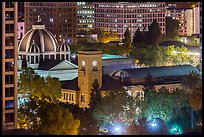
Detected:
left=58, top=42, right=70, bottom=52
left=18, top=20, right=58, bottom=53
left=28, top=40, right=40, bottom=53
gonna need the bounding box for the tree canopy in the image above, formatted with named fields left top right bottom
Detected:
left=166, top=17, right=180, bottom=41
left=122, top=27, right=132, bottom=49
left=18, top=96, right=80, bottom=135
left=18, top=67, right=61, bottom=100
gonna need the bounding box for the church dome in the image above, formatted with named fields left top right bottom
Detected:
left=28, top=40, right=40, bottom=53
left=18, top=16, right=58, bottom=53
left=58, top=42, right=70, bottom=52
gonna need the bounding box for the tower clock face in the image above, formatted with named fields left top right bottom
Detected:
left=82, top=60, right=85, bottom=66
left=92, top=60, right=97, bottom=66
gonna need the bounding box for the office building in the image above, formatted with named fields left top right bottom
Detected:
left=2, top=2, right=18, bottom=130
left=94, top=2, right=166, bottom=40
left=167, top=3, right=200, bottom=36
left=77, top=2, right=95, bottom=34
left=24, top=2, right=77, bottom=43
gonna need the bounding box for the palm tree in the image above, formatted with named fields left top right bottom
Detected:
left=182, top=71, right=202, bottom=129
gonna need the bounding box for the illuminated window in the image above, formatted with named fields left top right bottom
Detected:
left=81, top=95, right=85, bottom=102
left=68, top=94, right=74, bottom=101
left=5, top=100, right=14, bottom=110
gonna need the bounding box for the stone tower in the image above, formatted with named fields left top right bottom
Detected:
left=77, top=50, right=102, bottom=108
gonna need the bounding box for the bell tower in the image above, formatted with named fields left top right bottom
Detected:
left=77, top=50, right=102, bottom=108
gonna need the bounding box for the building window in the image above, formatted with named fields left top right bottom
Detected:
left=5, top=62, right=14, bottom=71
left=5, top=87, right=14, bottom=97
left=5, top=36, right=14, bottom=46
left=81, top=95, right=85, bottom=102
left=5, top=49, right=14, bottom=59
left=5, top=100, right=14, bottom=110
left=5, top=11, right=14, bottom=21
left=31, top=56, right=34, bottom=64
left=5, top=24, right=14, bottom=33
left=5, top=2, right=14, bottom=8
left=64, top=93, right=68, bottom=100
left=69, top=94, right=74, bottom=101
left=5, top=113, right=14, bottom=123
left=5, top=75, right=14, bottom=84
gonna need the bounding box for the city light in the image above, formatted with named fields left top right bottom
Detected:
left=169, top=124, right=183, bottom=135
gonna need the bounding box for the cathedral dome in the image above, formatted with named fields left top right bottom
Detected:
left=58, top=42, right=70, bottom=52
left=28, top=40, right=40, bottom=53
left=18, top=16, right=58, bottom=53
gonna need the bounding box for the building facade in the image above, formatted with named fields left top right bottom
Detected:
left=24, top=2, right=77, bottom=43
left=18, top=18, right=71, bottom=70
left=94, top=2, right=166, bottom=40
left=77, top=2, right=95, bottom=34
left=167, top=4, right=200, bottom=36
left=77, top=50, right=102, bottom=108
left=2, top=2, right=18, bottom=130
left=199, top=2, right=202, bottom=71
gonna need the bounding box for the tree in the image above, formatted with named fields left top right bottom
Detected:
left=162, top=45, right=193, bottom=65
left=18, top=70, right=61, bottom=101
left=18, top=96, right=80, bottom=135
left=18, top=67, right=37, bottom=94
left=141, top=88, right=189, bottom=126
left=147, top=19, right=162, bottom=45
left=166, top=17, right=180, bottom=41
left=122, top=27, right=132, bottom=48
left=89, top=79, right=101, bottom=111
left=182, top=71, right=202, bottom=129
left=143, top=73, right=154, bottom=95
left=132, top=28, right=143, bottom=47
left=93, top=92, right=134, bottom=130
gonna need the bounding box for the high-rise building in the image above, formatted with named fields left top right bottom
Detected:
left=77, top=2, right=95, bottom=34
left=167, top=3, right=200, bottom=36
left=199, top=2, right=202, bottom=71
left=24, top=2, right=77, bottom=43
left=2, top=2, right=18, bottom=130
left=94, top=2, right=166, bottom=40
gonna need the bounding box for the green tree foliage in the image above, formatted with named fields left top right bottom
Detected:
left=89, top=79, right=101, bottom=111
left=18, top=68, right=61, bottom=100
left=18, top=67, right=36, bottom=94
left=93, top=92, right=136, bottom=128
left=162, top=45, right=193, bottom=65
left=141, top=88, right=189, bottom=124
left=97, top=31, right=120, bottom=43
left=122, top=27, right=132, bottom=48
left=132, top=28, right=144, bottom=47
left=147, top=19, right=162, bottom=45
left=129, top=45, right=162, bottom=67
left=70, top=42, right=129, bottom=56
left=166, top=17, right=180, bottom=41
left=182, top=71, right=202, bottom=111
left=18, top=96, right=80, bottom=135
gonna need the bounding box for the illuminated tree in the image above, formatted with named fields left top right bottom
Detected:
left=141, top=88, right=189, bottom=125
left=93, top=91, right=134, bottom=128
left=18, top=70, right=61, bottom=101
left=18, top=67, right=37, bottom=94
left=18, top=96, right=80, bottom=135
